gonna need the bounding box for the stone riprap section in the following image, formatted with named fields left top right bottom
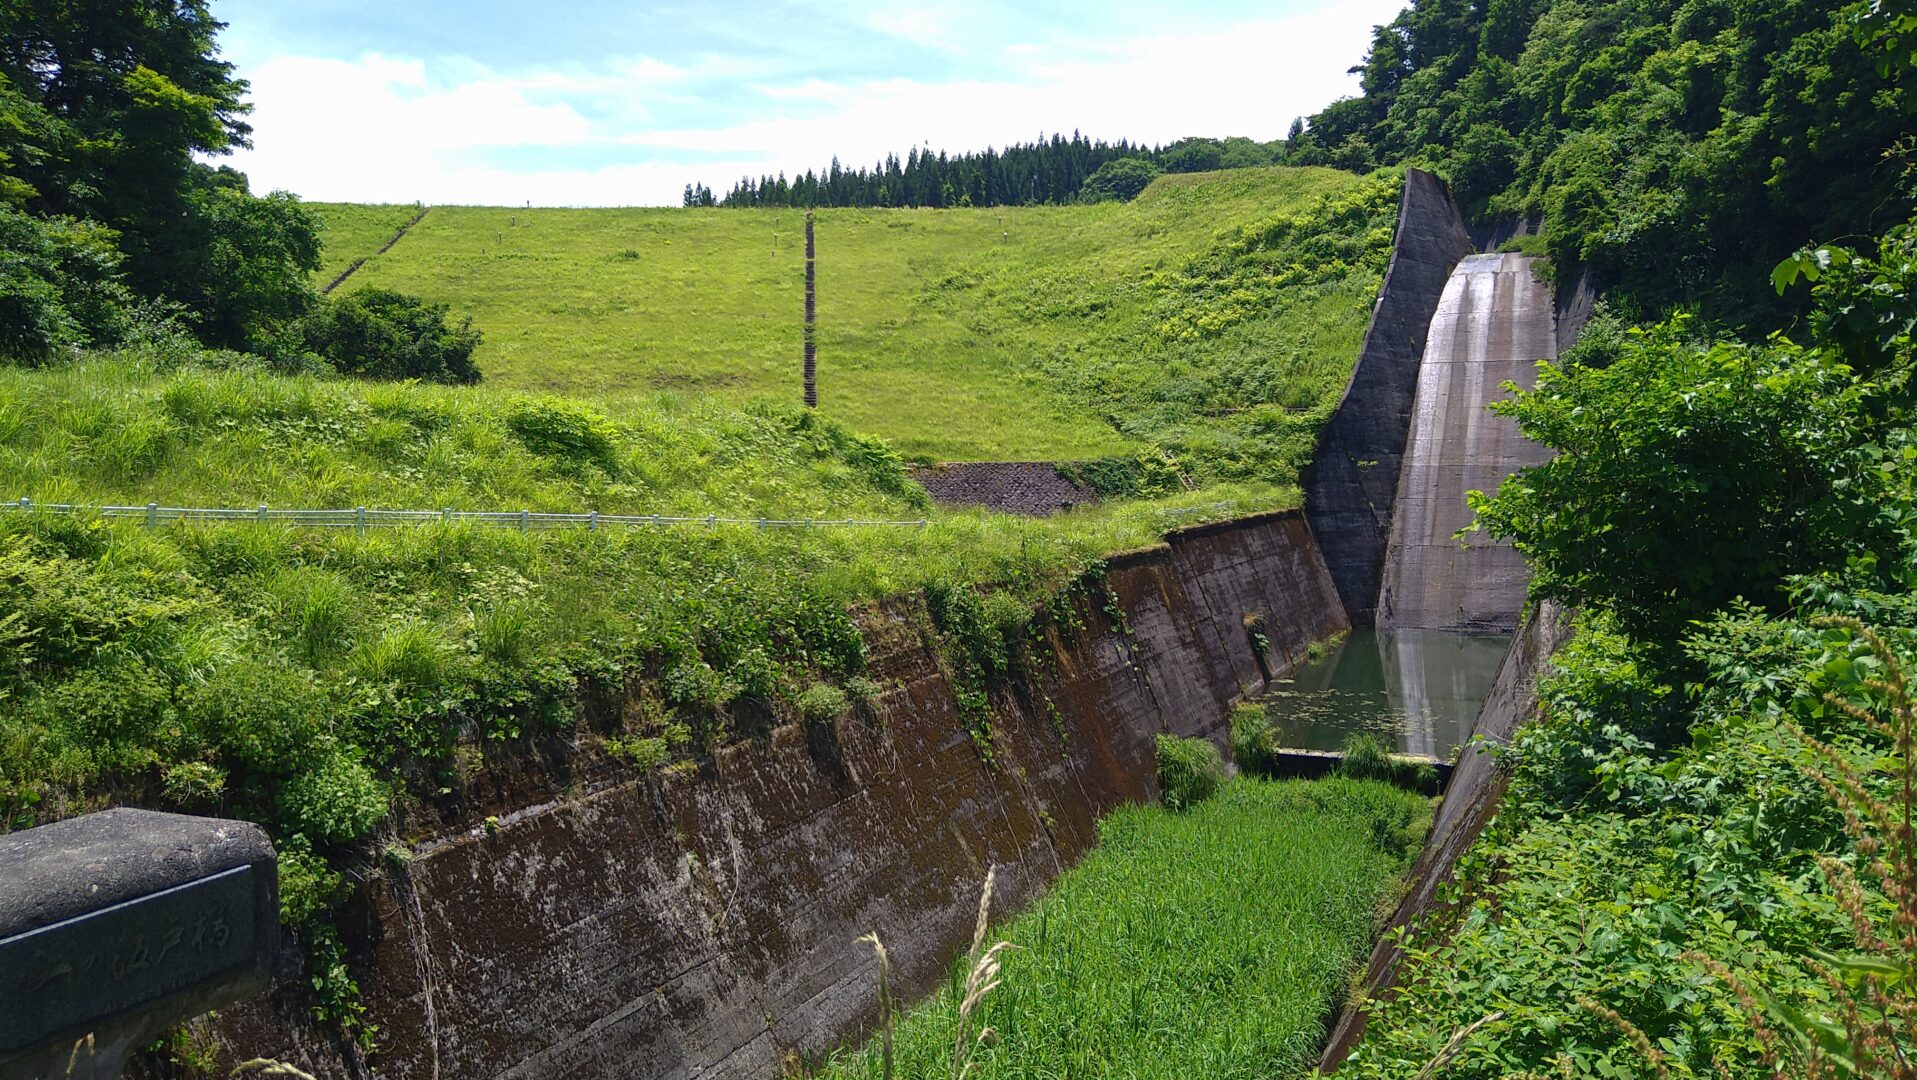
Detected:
left=210, top=509, right=1347, bottom=1080
left=1301, top=168, right=1476, bottom=625
left=1, top=810, right=277, bottom=1080
left=1377, top=253, right=1557, bottom=633
left=910, top=461, right=1097, bottom=516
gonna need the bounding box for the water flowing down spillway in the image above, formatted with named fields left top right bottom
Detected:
left=1377, top=252, right=1557, bottom=633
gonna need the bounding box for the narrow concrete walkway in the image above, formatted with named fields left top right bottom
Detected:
left=1377, top=253, right=1556, bottom=633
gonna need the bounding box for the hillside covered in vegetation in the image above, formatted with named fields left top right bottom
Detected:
left=318, top=165, right=1395, bottom=467
left=1296, top=0, right=1915, bottom=326
left=1330, top=3, right=1917, bottom=1074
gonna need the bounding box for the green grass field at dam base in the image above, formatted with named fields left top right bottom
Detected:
left=306, top=166, right=1389, bottom=464
left=815, top=777, right=1431, bottom=1080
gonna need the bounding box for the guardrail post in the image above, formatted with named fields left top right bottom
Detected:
left=257, top=504, right=268, bottom=523
left=757, top=517, right=766, bottom=529
left=17, top=496, right=28, bottom=512
left=355, top=506, right=367, bottom=536
left=443, top=507, right=452, bottom=524
left=146, top=502, right=158, bottom=527
left=650, top=514, right=659, bottom=527
left=707, top=514, right=716, bottom=528
left=919, top=519, right=928, bottom=528
left=519, top=509, right=529, bottom=533
left=589, top=510, right=599, bottom=531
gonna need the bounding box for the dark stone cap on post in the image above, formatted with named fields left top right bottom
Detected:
left=0, top=809, right=278, bottom=1080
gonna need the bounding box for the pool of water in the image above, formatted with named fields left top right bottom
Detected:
left=1264, top=629, right=1512, bottom=759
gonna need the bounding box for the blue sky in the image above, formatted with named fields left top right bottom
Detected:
left=210, top=0, right=1402, bottom=206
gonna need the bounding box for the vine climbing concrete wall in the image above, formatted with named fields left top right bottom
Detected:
left=208, top=509, right=1347, bottom=1080
left=1301, top=168, right=1476, bottom=625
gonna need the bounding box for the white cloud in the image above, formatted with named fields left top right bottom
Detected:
left=228, top=1, right=1402, bottom=206
left=864, top=7, right=960, bottom=49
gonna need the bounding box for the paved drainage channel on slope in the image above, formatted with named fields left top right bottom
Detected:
left=1264, top=628, right=1511, bottom=760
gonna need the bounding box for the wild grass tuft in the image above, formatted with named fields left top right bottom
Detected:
left=1230, top=702, right=1280, bottom=775
left=1155, top=732, right=1225, bottom=810
left=1337, top=732, right=1440, bottom=794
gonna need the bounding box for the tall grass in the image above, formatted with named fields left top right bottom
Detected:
left=819, top=777, right=1428, bottom=1079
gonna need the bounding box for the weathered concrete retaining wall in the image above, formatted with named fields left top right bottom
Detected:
left=1301, top=168, right=1476, bottom=625
left=1319, top=602, right=1572, bottom=1071
left=909, top=461, right=1096, bottom=516
left=212, top=509, right=1347, bottom=1080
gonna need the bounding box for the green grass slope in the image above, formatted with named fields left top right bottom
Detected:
left=0, top=351, right=1292, bottom=846
left=307, top=202, right=423, bottom=288
left=315, top=166, right=1395, bottom=466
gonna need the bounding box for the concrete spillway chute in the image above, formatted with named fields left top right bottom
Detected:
left=1376, top=252, right=1557, bottom=633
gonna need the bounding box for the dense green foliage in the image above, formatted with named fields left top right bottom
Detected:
left=711, top=133, right=1287, bottom=209
left=0, top=2, right=326, bottom=353
left=300, top=288, right=483, bottom=384
left=326, top=166, right=1393, bottom=469
left=1347, top=118, right=1917, bottom=1073
left=1079, top=157, right=1162, bottom=203
left=819, top=778, right=1428, bottom=1080
left=1300, top=0, right=1915, bottom=325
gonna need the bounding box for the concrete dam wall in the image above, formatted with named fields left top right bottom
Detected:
left=209, top=510, right=1349, bottom=1080
left=1377, top=253, right=1557, bottom=633
left=1301, top=169, right=1477, bottom=625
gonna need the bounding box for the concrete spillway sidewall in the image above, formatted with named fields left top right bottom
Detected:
left=1317, top=602, right=1573, bottom=1072
left=200, top=510, right=1349, bottom=1080
left=1302, top=168, right=1477, bottom=626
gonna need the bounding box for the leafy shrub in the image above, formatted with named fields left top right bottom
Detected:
left=274, top=750, right=388, bottom=843
left=843, top=674, right=884, bottom=707
left=0, top=206, right=133, bottom=363
left=1230, top=703, right=1279, bottom=775
left=1080, top=157, right=1162, bottom=202
left=795, top=683, right=849, bottom=726
left=276, top=834, right=349, bottom=930
left=1156, top=733, right=1224, bottom=811
left=503, top=396, right=622, bottom=476
left=604, top=734, right=668, bottom=770
left=300, top=287, right=482, bottom=384
left=1470, top=317, right=1899, bottom=651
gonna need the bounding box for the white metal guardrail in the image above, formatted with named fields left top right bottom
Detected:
left=5, top=498, right=929, bottom=534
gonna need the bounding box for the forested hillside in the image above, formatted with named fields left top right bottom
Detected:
left=1296, top=0, right=1915, bottom=324
left=1340, top=4, right=1917, bottom=1075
